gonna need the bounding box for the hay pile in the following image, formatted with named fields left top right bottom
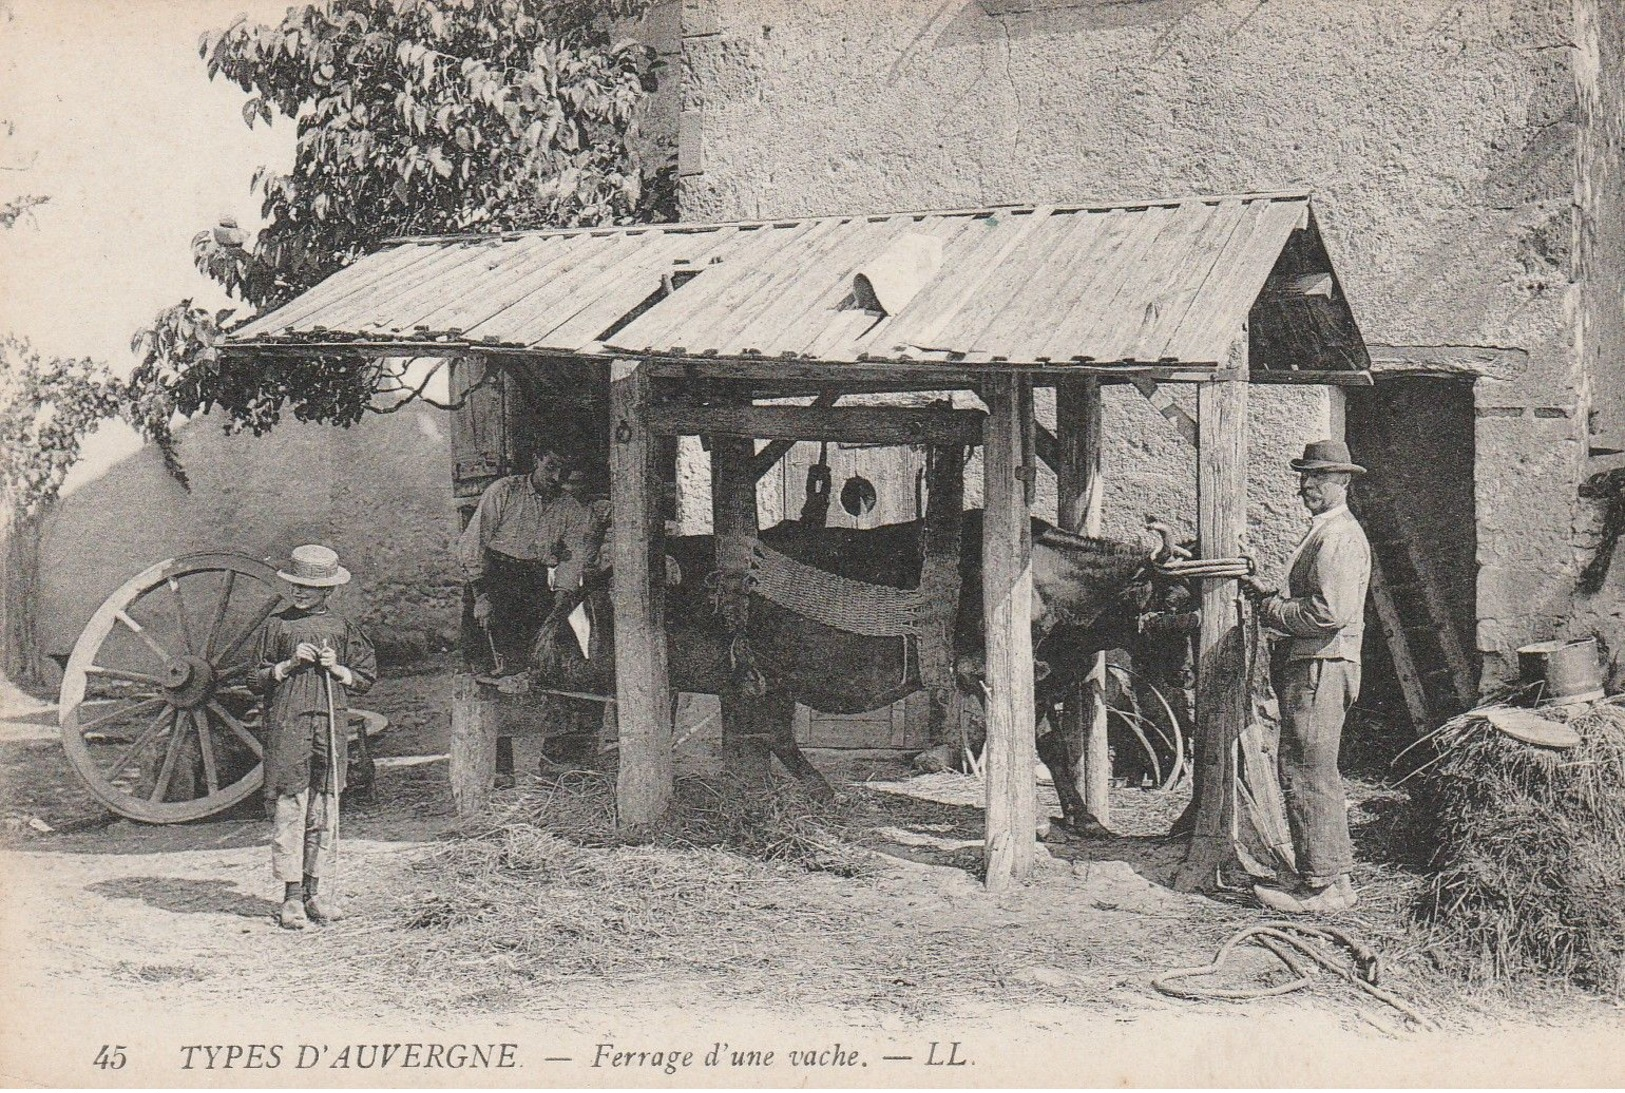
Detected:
left=464, top=770, right=883, bottom=873
left=362, top=774, right=896, bottom=999
left=352, top=773, right=1213, bottom=1014
left=1411, top=701, right=1625, bottom=993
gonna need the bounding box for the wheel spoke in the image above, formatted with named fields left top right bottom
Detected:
left=115, top=609, right=174, bottom=665
left=215, top=594, right=283, bottom=670
left=207, top=700, right=263, bottom=758
left=84, top=665, right=165, bottom=688
left=168, top=578, right=196, bottom=655
left=149, top=709, right=190, bottom=803
left=203, top=569, right=236, bottom=659
left=193, top=710, right=221, bottom=795
left=78, top=696, right=169, bottom=736
left=215, top=662, right=254, bottom=684
left=107, top=708, right=175, bottom=780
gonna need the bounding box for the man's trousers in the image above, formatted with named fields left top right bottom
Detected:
left=272, top=787, right=336, bottom=881
left=271, top=718, right=339, bottom=882
left=1273, top=656, right=1360, bottom=888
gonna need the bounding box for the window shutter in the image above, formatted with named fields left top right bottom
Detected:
left=449, top=356, right=507, bottom=501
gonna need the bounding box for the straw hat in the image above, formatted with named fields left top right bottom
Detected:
left=277, top=544, right=351, bottom=587
left=1290, top=439, right=1366, bottom=475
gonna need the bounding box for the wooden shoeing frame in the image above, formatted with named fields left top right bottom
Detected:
left=233, top=333, right=1365, bottom=896
left=611, top=345, right=1267, bottom=889
left=598, top=328, right=1290, bottom=892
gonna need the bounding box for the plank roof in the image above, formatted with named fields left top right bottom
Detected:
left=227, top=191, right=1369, bottom=381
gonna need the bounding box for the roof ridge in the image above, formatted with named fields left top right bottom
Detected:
left=379, top=189, right=1315, bottom=246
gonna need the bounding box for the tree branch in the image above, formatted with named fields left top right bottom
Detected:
left=367, top=356, right=498, bottom=414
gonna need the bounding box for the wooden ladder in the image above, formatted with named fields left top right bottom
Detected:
left=1353, top=491, right=1478, bottom=730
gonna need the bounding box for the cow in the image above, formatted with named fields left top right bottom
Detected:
left=528, top=513, right=1192, bottom=829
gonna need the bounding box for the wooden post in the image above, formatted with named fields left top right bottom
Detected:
left=1174, top=336, right=1250, bottom=893
left=982, top=373, right=1038, bottom=890
left=1056, top=377, right=1110, bottom=831
left=610, top=358, right=674, bottom=827
left=709, top=428, right=774, bottom=784
left=447, top=357, right=503, bottom=815
left=920, top=441, right=966, bottom=750
left=449, top=673, right=497, bottom=818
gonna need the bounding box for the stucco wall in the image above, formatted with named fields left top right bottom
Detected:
left=672, top=0, right=1590, bottom=681
left=35, top=405, right=461, bottom=678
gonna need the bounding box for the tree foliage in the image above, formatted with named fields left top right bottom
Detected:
left=132, top=0, right=671, bottom=438
left=0, top=337, right=182, bottom=520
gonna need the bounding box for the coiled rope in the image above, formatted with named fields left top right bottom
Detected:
left=1155, top=556, right=1256, bottom=580
left=1151, top=921, right=1435, bottom=1030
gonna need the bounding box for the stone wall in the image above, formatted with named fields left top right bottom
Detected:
left=668, top=0, right=1595, bottom=682
left=1569, top=0, right=1625, bottom=682
left=34, top=404, right=461, bottom=680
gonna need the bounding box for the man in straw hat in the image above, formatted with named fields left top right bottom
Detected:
left=1242, top=440, right=1372, bottom=914
left=250, top=545, right=376, bottom=930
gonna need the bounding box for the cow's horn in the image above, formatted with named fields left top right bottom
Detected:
left=1145, top=519, right=1192, bottom=563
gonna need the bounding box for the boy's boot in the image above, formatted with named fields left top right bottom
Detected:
left=304, top=875, right=346, bottom=924
left=279, top=882, right=308, bottom=930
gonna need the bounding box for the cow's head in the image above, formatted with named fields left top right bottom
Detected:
left=1028, top=517, right=1184, bottom=636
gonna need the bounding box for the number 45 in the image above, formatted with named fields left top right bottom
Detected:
left=94, top=1045, right=127, bottom=1070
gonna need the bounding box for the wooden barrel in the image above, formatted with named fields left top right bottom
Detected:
left=1517, top=637, right=1605, bottom=705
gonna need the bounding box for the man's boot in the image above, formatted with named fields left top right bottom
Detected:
left=304, top=875, right=347, bottom=924
left=279, top=882, right=308, bottom=930
left=1255, top=873, right=1357, bottom=915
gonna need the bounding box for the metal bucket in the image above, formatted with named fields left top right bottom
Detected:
left=1517, top=637, right=1605, bottom=705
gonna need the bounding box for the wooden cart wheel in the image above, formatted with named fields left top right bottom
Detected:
left=58, top=552, right=287, bottom=823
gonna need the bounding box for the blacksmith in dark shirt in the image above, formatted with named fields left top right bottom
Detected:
left=456, top=445, right=606, bottom=672
left=456, top=444, right=610, bottom=768
left=250, top=545, right=376, bottom=930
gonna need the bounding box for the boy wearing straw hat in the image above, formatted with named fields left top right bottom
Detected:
left=251, top=545, right=377, bottom=930
left=1242, top=440, right=1372, bottom=915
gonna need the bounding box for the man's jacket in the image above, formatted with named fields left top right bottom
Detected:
left=1260, top=506, right=1371, bottom=663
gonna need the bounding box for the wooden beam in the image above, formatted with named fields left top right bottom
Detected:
left=1365, top=551, right=1432, bottom=729
left=1174, top=337, right=1250, bottom=893
left=1128, top=378, right=1199, bottom=449
left=609, top=358, right=674, bottom=828
left=982, top=373, right=1038, bottom=891
left=710, top=429, right=775, bottom=783
left=647, top=356, right=984, bottom=388
left=919, top=442, right=966, bottom=752
left=1249, top=368, right=1374, bottom=387
left=1034, top=422, right=1058, bottom=472
left=226, top=343, right=1239, bottom=389
left=640, top=356, right=1223, bottom=387
left=650, top=403, right=985, bottom=446
left=221, top=340, right=472, bottom=358
left=225, top=338, right=1258, bottom=389
left=747, top=390, right=840, bottom=480
left=1056, top=377, right=1111, bottom=831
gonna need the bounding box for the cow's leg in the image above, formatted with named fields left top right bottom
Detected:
left=913, top=686, right=966, bottom=774
left=1043, top=697, right=1112, bottom=837
left=1035, top=726, right=1087, bottom=829
left=761, top=691, right=834, bottom=801
left=719, top=692, right=775, bottom=789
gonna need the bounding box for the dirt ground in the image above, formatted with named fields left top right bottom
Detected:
left=4, top=661, right=1625, bottom=1087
